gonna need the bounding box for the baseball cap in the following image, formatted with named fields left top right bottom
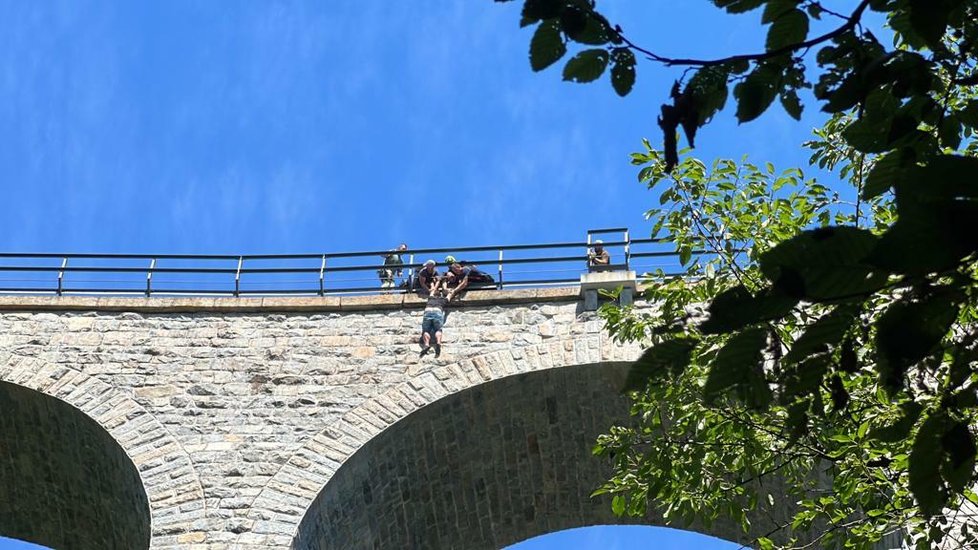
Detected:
left=445, top=255, right=457, bottom=264
left=424, top=259, right=436, bottom=267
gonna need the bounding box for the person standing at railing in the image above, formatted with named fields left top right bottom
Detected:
left=587, top=240, right=610, bottom=268
left=378, top=243, right=407, bottom=292
left=419, top=288, right=448, bottom=358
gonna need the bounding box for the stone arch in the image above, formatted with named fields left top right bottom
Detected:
left=284, top=353, right=809, bottom=550
left=0, top=356, right=208, bottom=545
left=243, top=335, right=641, bottom=547
left=291, top=361, right=640, bottom=549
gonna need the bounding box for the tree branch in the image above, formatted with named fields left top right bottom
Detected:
left=614, top=0, right=871, bottom=68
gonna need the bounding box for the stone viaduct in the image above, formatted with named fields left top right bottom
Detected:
left=0, top=287, right=823, bottom=549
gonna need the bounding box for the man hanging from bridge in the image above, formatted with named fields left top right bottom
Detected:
left=419, top=288, right=448, bottom=358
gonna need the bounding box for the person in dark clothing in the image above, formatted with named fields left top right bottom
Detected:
left=416, top=259, right=440, bottom=294
left=442, top=255, right=496, bottom=300
left=444, top=262, right=471, bottom=300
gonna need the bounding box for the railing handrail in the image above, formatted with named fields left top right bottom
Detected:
left=0, top=230, right=710, bottom=297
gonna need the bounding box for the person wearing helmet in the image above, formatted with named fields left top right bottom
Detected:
left=587, top=240, right=610, bottom=267
left=444, top=260, right=472, bottom=301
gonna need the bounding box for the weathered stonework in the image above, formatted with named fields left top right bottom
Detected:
left=0, top=288, right=874, bottom=549
left=292, top=363, right=638, bottom=549
left=0, top=289, right=651, bottom=549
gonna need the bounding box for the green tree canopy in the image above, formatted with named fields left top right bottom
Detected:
left=498, top=0, right=978, bottom=547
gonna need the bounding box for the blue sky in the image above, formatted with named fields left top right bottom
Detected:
left=510, top=525, right=742, bottom=549
left=0, top=526, right=742, bottom=550
left=0, top=1, right=859, bottom=256
left=0, top=1, right=875, bottom=548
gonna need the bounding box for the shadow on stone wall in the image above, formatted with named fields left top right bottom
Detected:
left=291, top=360, right=833, bottom=550
left=0, top=381, right=151, bottom=550
left=293, top=362, right=635, bottom=549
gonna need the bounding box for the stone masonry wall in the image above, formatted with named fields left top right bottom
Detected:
left=0, top=289, right=642, bottom=549
left=293, top=363, right=638, bottom=550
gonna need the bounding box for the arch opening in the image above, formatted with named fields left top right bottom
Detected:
left=506, top=525, right=742, bottom=549
left=292, top=362, right=793, bottom=549
left=0, top=381, right=151, bottom=550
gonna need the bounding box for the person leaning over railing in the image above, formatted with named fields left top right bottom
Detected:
left=442, top=257, right=494, bottom=300
left=416, top=259, right=440, bottom=294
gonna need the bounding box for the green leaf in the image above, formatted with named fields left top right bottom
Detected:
left=908, top=0, right=951, bottom=49
left=781, top=354, right=831, bottom=400
left=761, top=0, right=798, bottom=24
left=712, top=0, right=765, bottom=13
left=624, top=337, right=699, bottom=392
left=766, top=8, right=808, bottom=51
left=612, top=494, right=626, bottom=516
left=685, top=66, right=730, bottom=127
left=828, top=373, right=848, bottom=411
left=561, top=7, right=611, bottom=45
left=870, top=401, right=923, bottom=442
left=959, top=100, right=978, bottom=129
left=862, top=149, right=911, bottom=200
left=733, top=65, right=780, bottom=123
left=876, top=288, right=961, bottom=392
left=783, top=304, right=859, bottom=364
left=562, top=48, right=610, bottom=83
left=869, top=198, right=978, bottom=275
left=529, top=19, right=566, bottom=71
left=842, top=116, right=892, bottom=154
left=704, top=327, right=771, bottom=408
left=819, top=73, right=865, bottom=114
left=759, top=226, right=886, bottom=302
left=699, top=284, right=798, bottom=334
left=896, top=155, right=978, bottom=202
left=610, top=47, right=636, bottom=97
left=910, top=411, right=948, bottom=516
left=521, top=0, right=563, bottom=26
left=942, top=421, right=976, bottom=493
left=779, top=89, right=803, bottom=120
left=939, top=115, right=962, bottom=150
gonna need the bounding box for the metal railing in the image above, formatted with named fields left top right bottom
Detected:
left=0, top=229, right=707, bottom=297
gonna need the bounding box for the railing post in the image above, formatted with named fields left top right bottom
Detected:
left=146, top=258, right=156, bottom=297
left=234, top=256, right=243, bottom=297
left=624, top=229, right=630, bottom=270
left=497, top=249, right=503, bottom=290
left=406, top=253, right=415, bottom=293
left=57, top=257, right=67, bottom=296
left=318, top=255, right=326, bottom=296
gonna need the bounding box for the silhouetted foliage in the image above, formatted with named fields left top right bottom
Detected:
left=497, top=0, right=978, bottom=547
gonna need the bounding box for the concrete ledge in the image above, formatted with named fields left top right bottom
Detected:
left=0, top=287, right=581, bottom=313
left=579, top=270, right=637, bottom=293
